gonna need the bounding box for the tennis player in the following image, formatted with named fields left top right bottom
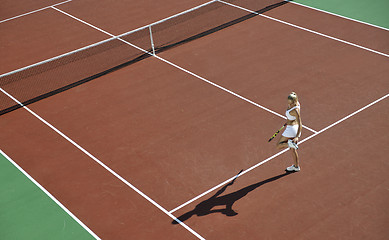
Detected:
left=276, top=92, right=302, bottom=172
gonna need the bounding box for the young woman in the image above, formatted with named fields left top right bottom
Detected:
left=277, top=92, right=302, bottom=172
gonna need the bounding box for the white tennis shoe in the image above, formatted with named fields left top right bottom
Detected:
left=286, top=165, right=300, bottom=172
left=287, top=139, right=299, bottom=149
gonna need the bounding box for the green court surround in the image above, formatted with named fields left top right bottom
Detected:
left=0, top=152, right=94, bottom=240
left=294, top=0, right=389, bottom=29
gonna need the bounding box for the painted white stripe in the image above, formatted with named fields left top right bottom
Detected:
left=218, top=0, right=389, bottom=58
left=116, top=32, right=318, bottom=133
left=0, top=149, right=101, bottom=240
left=52, top=7, right=115, bottom=37
left=299, top=93, right=389, bottom=144
left=154, top=55, right=318, bottom=134
left=170, top=93, right=389, bottom=213
left=0, top=0, right=72, bottom=24
left=150, top=0, right=218, bottom=27
left=116, top=0, right=218, bottom=38
left=170, top=148, right=289, bottom=213
left=287, top=1, right=389, bottom=32
left=0, top=87, right=205, bottom=240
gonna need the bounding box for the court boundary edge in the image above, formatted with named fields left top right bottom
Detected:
left=287, top=1, right=389, bottom=31
left=0, top=149, right=101, bottom=240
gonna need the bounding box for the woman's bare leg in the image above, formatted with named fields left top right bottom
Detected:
left=277, top=136, right=300, bottom=169
left=276, top=136, right=290, bottom=149
left=291, top=148, right=299, bottom=167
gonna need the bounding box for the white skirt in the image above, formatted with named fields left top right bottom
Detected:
left=282, top=125, right=301, bottom=138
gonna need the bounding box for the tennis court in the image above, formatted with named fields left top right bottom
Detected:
left=1, top=0, right=388, bottom=239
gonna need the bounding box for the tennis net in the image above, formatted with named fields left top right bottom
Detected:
left=0, top=0, right=288, bottom=115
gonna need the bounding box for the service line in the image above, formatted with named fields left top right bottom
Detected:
left=0, top=0, right=72, bottom=24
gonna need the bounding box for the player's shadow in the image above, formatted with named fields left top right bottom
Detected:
left=172, top=171, right=293, bottom=224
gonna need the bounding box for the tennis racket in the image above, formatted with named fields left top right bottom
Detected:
left=229, top=169, right=244, bottom=185
left=268, top=124, right=286, bottom=142
left=234, top=169, right=244, bottom=180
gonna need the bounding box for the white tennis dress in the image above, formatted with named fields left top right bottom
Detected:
left=282, top=104, right=301, bottom=138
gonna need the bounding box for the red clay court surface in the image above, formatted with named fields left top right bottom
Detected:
left=1, top=0, right=388, bottom=239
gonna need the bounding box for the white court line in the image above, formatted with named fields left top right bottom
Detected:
left=287, top=1, right=389, bottom=32
left=299, top=93, right=389, bottom=145
left=170, top=93, right=389, bottom=213
left=52, top=7, right=115, bottom=37
left=218, top=0, right=389, bottom=58
left=0, top=87, right=205, bottom=240
left=154, top=55, right=318, bottom=134
left=0, top=149, right=101, bottom=240
left=116, top=0, right=218, bottom=38
left=0, top=0, right=72, bottom=24
left=121, top=39, right=318, bottom=133
left=170, top=148, right=289, bottom=213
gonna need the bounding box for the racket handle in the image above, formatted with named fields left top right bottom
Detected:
left=268, top=124, right=286, bottom=142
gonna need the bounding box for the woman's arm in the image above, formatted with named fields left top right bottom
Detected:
left=295, top=110, right=302, bottom=141
left=291, top=109, right=302, bottom=142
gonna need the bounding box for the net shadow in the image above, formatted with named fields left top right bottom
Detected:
left=154, top=0, right=290, bottom=53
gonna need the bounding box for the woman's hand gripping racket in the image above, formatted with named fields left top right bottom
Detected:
left=268, top=124, right=286, bottom=142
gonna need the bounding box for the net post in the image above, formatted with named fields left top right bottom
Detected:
left=149, top=26, right=156, bottom=55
